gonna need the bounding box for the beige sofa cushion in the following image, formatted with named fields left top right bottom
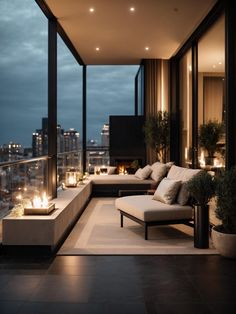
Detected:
left=135, top=165, right=152, bottom=179
left=167, top=165, right=202, bottom=205
left=150, top=162, right=167, bottom=182
left=153, top=178, right=181, bottom=204
left=115, top=195, right=193, bottom=222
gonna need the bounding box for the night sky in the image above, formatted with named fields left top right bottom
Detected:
left=0, top=0, right=138, bottom=147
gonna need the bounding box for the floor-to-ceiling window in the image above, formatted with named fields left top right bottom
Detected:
left=0, top=0, right=48, bottom=217
left=57, top=35, right=83, bottom=186
left=198, top=14, right=225, bottom=169
left=86, top=65, right=138, bottom=173
left=179, top=50, right=192, bottom=167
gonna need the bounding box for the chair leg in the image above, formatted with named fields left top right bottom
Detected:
left=145, top=223, right=148, bottom=240
left=120, top=213, right=123, bottom=227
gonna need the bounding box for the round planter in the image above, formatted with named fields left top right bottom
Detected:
left=212, top=225, right=236, bottom=259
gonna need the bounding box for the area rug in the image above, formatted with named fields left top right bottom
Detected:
left=58, top=198, right=217, bottom=255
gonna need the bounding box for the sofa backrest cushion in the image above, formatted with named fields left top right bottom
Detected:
left=153, top=178, right=181, bottom=204
left=167, top=165, right=203, bottom=205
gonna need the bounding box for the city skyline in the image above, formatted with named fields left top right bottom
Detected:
left=0, top=0, right=138, bottom=147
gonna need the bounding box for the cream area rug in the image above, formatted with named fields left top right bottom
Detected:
left=58, top=198, right=217, bottom=255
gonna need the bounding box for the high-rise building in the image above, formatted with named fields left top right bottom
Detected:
left=0, top=142, right=24, bottom=162
left=57, top=124, right=64, bottom=153
left=32, top=117, right=48, bottom=157
left=64, top=128, right=80, bottom=152
left=101, top=123, right=109, bottom=147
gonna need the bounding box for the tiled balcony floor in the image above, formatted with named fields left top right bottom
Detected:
left=0, top=255, right=235, bottom=313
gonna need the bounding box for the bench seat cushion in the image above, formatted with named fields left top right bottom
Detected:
left=115, top=195, right=193, bottom=222
left=90, top=174, right=155, bottom=185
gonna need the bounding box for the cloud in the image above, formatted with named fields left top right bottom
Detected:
left=0, top=0, right=139, bottom=147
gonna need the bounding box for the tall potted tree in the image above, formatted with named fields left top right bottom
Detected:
left=198, top=120, right=224, bottom=165
left=186, top=171, right=216, bottom=248
left=143, top=111, right=170, bottom=163
left=212, top=167, right=236, bottom=258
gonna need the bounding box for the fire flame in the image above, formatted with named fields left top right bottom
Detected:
left=32, top=192, right=49, bottom=208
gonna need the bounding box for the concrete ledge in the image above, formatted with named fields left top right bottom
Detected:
left=2, top=180, right=92, bottom=251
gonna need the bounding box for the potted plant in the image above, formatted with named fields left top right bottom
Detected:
left=186, top=171, right=216, bottom=248
left=212, top=167, right=236, bottom=258
left=143, top=111, right=170, bottom=163
left=198, top=120, right=224, bottom=165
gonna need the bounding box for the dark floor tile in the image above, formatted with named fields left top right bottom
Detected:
left=0, top=275, right=42, bottom=301
left=29, top=275, right=94, bottom=303
left=146, top=302, right=212, bottom=314
left=188, top=274, right=236, bottom=303
left=88, top=276, right=144, bottom=303
left=105, top=302, right=147, bottom=314
left=47, top=262, right=97, bottom=276
left=94, top=255, right=140, bottom=277
left=18, top=301, right=107, bottom=314
left=52, top=255, right=97, bottom=267
left=0, top=301, right=23, bottom=314
left=208, top=303, right=236, bottom=314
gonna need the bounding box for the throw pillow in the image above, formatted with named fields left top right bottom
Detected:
left=150, top=162, right=167, bottom=182
left=107, top=166, right=116, bottom=174
left=134, top=165, right=152, bottom=179
left=153, top=178, right=181, bottom=204
left=167, top=165, right=202, bottom=205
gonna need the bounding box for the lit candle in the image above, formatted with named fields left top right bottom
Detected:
left=68, top=175, right=76, bottom=185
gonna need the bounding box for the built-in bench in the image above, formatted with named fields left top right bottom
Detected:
left=90, top=174, right=156, bottom=196
left=2, top=180, right=92, bottom=254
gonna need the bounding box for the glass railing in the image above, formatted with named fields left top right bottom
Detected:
left=57, top=150, right=82, bottom=187
left=0, top=156, right=49, bottom=219
left=86, top=146, right=110, bottom=174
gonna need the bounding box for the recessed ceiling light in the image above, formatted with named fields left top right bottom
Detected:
left=130, top=7, right=135, bottom=12
left=212, top=64, right=216, bottom=68
left=89, top=7, right=95, bottom=13
left=95, top=47, right=100, bottom=51
left=218, top=61, right=222, bottom=65
left=145, top=46, right=149, bottom=51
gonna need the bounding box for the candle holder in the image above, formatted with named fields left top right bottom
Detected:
left=65, top=168, right=78, bottom=187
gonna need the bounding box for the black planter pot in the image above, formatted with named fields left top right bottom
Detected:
left=194, top=204, right=209, bottom=248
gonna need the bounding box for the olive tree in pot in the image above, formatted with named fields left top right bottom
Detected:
left=198, top=120, right=224, bottom=166
left=212, top=167, right=236, bottom=258
left=143, top=111, right=170, bottom=163
left=186, top=171, right=216, bottom=248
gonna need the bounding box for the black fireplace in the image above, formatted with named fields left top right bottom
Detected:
left=109, top=115, right=146, bottom=169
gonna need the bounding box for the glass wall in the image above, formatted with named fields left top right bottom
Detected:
left=136, top=65, right=145, bottom=116
left=0, top=0, right=48, bottom=217
left=57, top=35, right=83, bottom=186
left=179, top=50, right=192, bottom=167
left=0, top=0, right=48, bottom=160
left=198, top=14, right=225, bottom=169
left=86, top=65, right=138, bottom=173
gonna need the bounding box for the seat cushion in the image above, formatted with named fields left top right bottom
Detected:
left=115, top=195, right=193, bottom=222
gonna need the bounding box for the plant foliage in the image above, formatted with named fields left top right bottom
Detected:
left=198, top=120, right=224, bottom=158
left=143, top=111, right=170, bottom=162
left=186, top=171, right=216, bottom=206
left=215, top=167, right=236, bottom=234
